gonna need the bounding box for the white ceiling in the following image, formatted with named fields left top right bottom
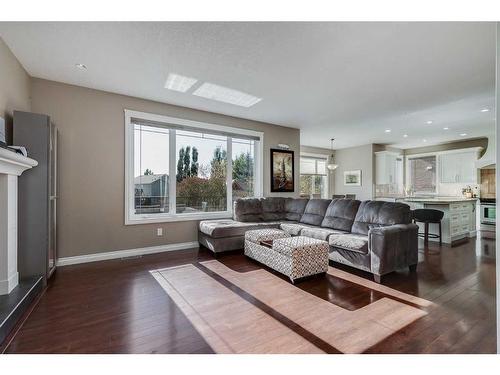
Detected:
left=0, top=22, right=495, bottom=150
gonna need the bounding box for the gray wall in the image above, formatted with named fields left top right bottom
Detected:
left=30, top=78, right=300, bottom=258
left=0, top=37, right=31, bottom=142
left=333, top=144, right=374, bottom=200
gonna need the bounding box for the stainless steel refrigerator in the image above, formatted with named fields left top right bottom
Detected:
left=13, top=111, right=58, bottom=281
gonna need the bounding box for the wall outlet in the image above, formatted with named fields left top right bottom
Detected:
left=157, top=228, right=163, bottom=236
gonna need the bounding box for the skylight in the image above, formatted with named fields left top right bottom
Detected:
left=164, top=73, right=198, bottom=93
left=193, top=83, right=262, bottom=107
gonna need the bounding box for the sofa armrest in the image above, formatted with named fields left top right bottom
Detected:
left=369, top=223, right=419, bottom=276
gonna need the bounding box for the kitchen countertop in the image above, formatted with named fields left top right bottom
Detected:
left=398, top=197, right=478, bottom=204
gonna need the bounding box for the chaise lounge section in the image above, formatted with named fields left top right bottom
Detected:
left=198, top=197, right=418, bottom=282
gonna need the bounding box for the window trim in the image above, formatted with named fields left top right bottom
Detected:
left=124, top=109, right=264, bottom=225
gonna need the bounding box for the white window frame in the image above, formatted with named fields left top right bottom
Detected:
left=124, top=109, right=264, bottom=225
left=299, top=152, right=329, bottom=199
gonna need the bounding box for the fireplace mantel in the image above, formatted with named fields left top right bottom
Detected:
left=0, top=147, right=38, bottom=175
left=0, top=147, right=37, bottom=295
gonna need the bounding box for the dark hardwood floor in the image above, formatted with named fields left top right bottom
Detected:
left=3, top=234, right=496, bottom=354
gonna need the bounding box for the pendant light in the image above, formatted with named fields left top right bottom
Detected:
left=327, top=138, right=338, bottom=171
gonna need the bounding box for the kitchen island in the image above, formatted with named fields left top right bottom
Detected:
left=398, top=197, right=478, bottom=245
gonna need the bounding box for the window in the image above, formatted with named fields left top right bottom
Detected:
left=134, top=124, right=170, bottom=215
left=232, top=138, right=255, bottom=201
left=299, top=155, right=328, bottom=198
left=175, top=130, right=228, bottom=214
left=125, top=110, right=263, bottom=224
left=407, top=155, right=437, bottom=194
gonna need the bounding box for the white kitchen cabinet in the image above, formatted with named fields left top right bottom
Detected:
left=439, top=148, right=481, bottom=184
left=439, top=153, right=460, bottom=183
left=375, top=151, right=403, bottom=188
left=459, top=152, right=477, bottom=183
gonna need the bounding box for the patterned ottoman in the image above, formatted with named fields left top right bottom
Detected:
left=245, top=231, right=329, bottom=283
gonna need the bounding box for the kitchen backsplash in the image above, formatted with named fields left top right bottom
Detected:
left=480, top=169, right=496, bottom=199
left=438, top=182, right=479, bottom=197
left=375, top=182, right=479, bottom=197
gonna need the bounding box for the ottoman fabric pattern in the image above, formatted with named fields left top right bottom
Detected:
left=280, top=223, right=313, bottom=236
left=272, top=236, right=329, bottom=258
left=244, top=229, right=329, bottom=282
left=244, top=228, right=290, bottom=243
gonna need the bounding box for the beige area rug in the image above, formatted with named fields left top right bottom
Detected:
left=151, top=261, right=430, bottom=354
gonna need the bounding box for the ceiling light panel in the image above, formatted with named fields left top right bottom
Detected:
left=193, top=83, right=262, bottom=107
left=165, top=73, right=198, bottom=93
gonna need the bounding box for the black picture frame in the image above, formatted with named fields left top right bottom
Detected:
left=270, top=148, right=295, bottom=192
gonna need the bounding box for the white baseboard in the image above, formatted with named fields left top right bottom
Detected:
left=57, top=241, right=200, bottom=267
left=0, top=272, right=19, bottom=295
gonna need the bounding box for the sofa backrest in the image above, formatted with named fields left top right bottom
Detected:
left=351, top=200, right=412, bottom=235
left=234, top=197, right=310, bottom=222
left=261, top=197, right=287, bottom=221
left=233, top=198, right=262, bottom=222
left=299, top=199, right=332, bottom=226
left=284, top=198, right=309, bottom=221
left=321, top=199, right=361, bottom=232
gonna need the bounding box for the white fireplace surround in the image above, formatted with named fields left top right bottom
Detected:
left=0, top=147, right=37, bottom=295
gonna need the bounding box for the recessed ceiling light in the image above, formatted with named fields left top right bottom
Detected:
left=460, top=133, right=467, bottom=137
left=165, top=73, right=198, bottom=93
left=443, top=127, right=449, bottom=130
left=480, top=108, right=490, bottom=112
left=426, top=120, right=433, bottom=125
left=193, top=83, right=262, bottom=107
left=385, top=129, right=391, bottom=133
left=423, top=139, right=427, bottom=143
left=403, top=134, right=408, bottom=138
left=75, top=63, right=87, bottom=70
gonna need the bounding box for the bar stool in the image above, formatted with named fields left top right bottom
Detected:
left=412, top=209, right=444, bottom=245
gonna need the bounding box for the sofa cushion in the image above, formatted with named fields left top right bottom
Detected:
left=284, top=198, right=309, bottom=221
left=233, top=198, right=263, bottom=222
left=351, top=200, right=412, bottom=235
left=299, top=199, right=331, bottom=226
left=321, top=199, right=361, bottom=232
left=328, top=233, right=369, bottom=254
left=261, top=197, right=287, bottom=221
left=301, top=227, right=348, bottom=241
left=280, top=222, right=314, bottom=236
left=199, top=219, right=279, bottom=238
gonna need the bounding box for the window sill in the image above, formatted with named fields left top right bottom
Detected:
left=125, top=211, right=232, bottom=225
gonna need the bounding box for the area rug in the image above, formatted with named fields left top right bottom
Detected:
left=151, top=260, right=430, bottom=354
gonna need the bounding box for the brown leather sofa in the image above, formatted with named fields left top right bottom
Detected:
left=198, top=197, right=418, bottom=282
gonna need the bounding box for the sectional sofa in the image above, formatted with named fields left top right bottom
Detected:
left=198, top=197, right=419, bottom=282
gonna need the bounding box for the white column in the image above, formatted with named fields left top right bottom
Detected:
left=0, top=174, right=19, bottom=294
left=495, top=22, right=500, bottom=355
